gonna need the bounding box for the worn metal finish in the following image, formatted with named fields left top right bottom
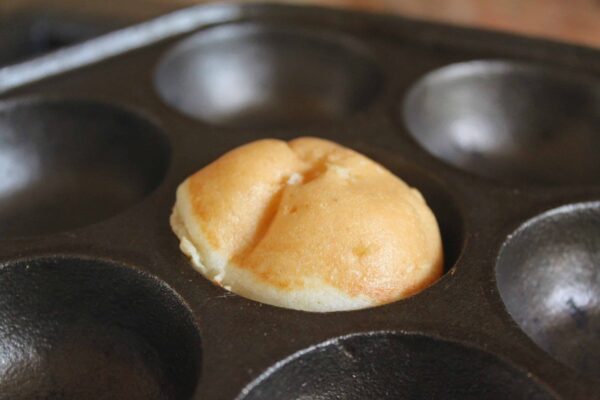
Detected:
left=0, top=99, right=169, bottom=239
left=403, top=60, right=600, bottom=185
left=497, top=202, right=600, bottom=383
left=0, top=10, right=122, bottom=67
left=0, top=3, right=598, bottom=399
left=0, top=257, right=201, bottom=400
left=154, top=23, right=383, bottom=128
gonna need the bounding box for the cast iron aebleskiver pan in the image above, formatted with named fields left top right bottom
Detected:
left=0, top=3, right=599, bottom=399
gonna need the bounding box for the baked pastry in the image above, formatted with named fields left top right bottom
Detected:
left=171, top=137, right=443, bottom=312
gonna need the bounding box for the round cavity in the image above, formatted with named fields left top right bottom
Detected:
left=154, top=23, right=382, bottom=129
left=0, top=99, right=170, bottom=239
left=496, top=202, right=600, bottom=381
left=239, top=333, right=554, bottom=399
left=0, top=257, right=201, bottom=400
left=403, top=60, right=600, bottom=185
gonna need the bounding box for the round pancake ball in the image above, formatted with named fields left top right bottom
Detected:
left=171, top=137, right=443, bottom=312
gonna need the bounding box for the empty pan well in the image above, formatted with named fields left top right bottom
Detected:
left=0, top=257, right=201, bottom=400
left=496, top=202, right=600, bottom=381
left=0, top=99, right=170, bottom=239
left=154, top=23, right=382, bottom=129
left=239, top=332, right=554, bottom=400
left=402, top=61, right=600, bottom=185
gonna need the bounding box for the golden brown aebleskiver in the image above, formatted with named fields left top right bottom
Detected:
left=171, top=137, right=443, bottom=312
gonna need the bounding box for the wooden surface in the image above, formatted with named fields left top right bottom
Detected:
left=3, top=0, right=600, bottom=48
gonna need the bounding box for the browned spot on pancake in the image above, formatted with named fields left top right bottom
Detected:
left=352, top=245, right=370, bottom=258
left=301, top=159, right=328, bottom=184
left=188, top=174, right=221, bottom=249
left=232, top=186, right=285, bottom=265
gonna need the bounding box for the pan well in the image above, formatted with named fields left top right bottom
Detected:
left=239, top=333, right=554, bottom=400
left=155, top=23, right=382, bottom=129
left=0, top=99, right=170, bottom=239
left=496, top=202, right=600, bottom=381
left=403, top=60, right=600, bottom=185
left=0, top=257, right=201, bottom=400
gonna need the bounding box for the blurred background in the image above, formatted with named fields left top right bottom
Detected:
left=1, top=0, right=600, bottom=67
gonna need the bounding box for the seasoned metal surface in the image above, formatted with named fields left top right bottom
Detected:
left=403, top=60, right=600, bottom=185
left=0, top=10, right=124, bottom=67
left=155, top=23, right=382, bottom=129
left=0, top=99, right=169, bottom=239
left=0, top=3, right=599, bottom=399
left=240, top=333, right=554, bottom=400
left=497, top=202, right=600, bottom=382
left=0, top=257, right=201, bottom=400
